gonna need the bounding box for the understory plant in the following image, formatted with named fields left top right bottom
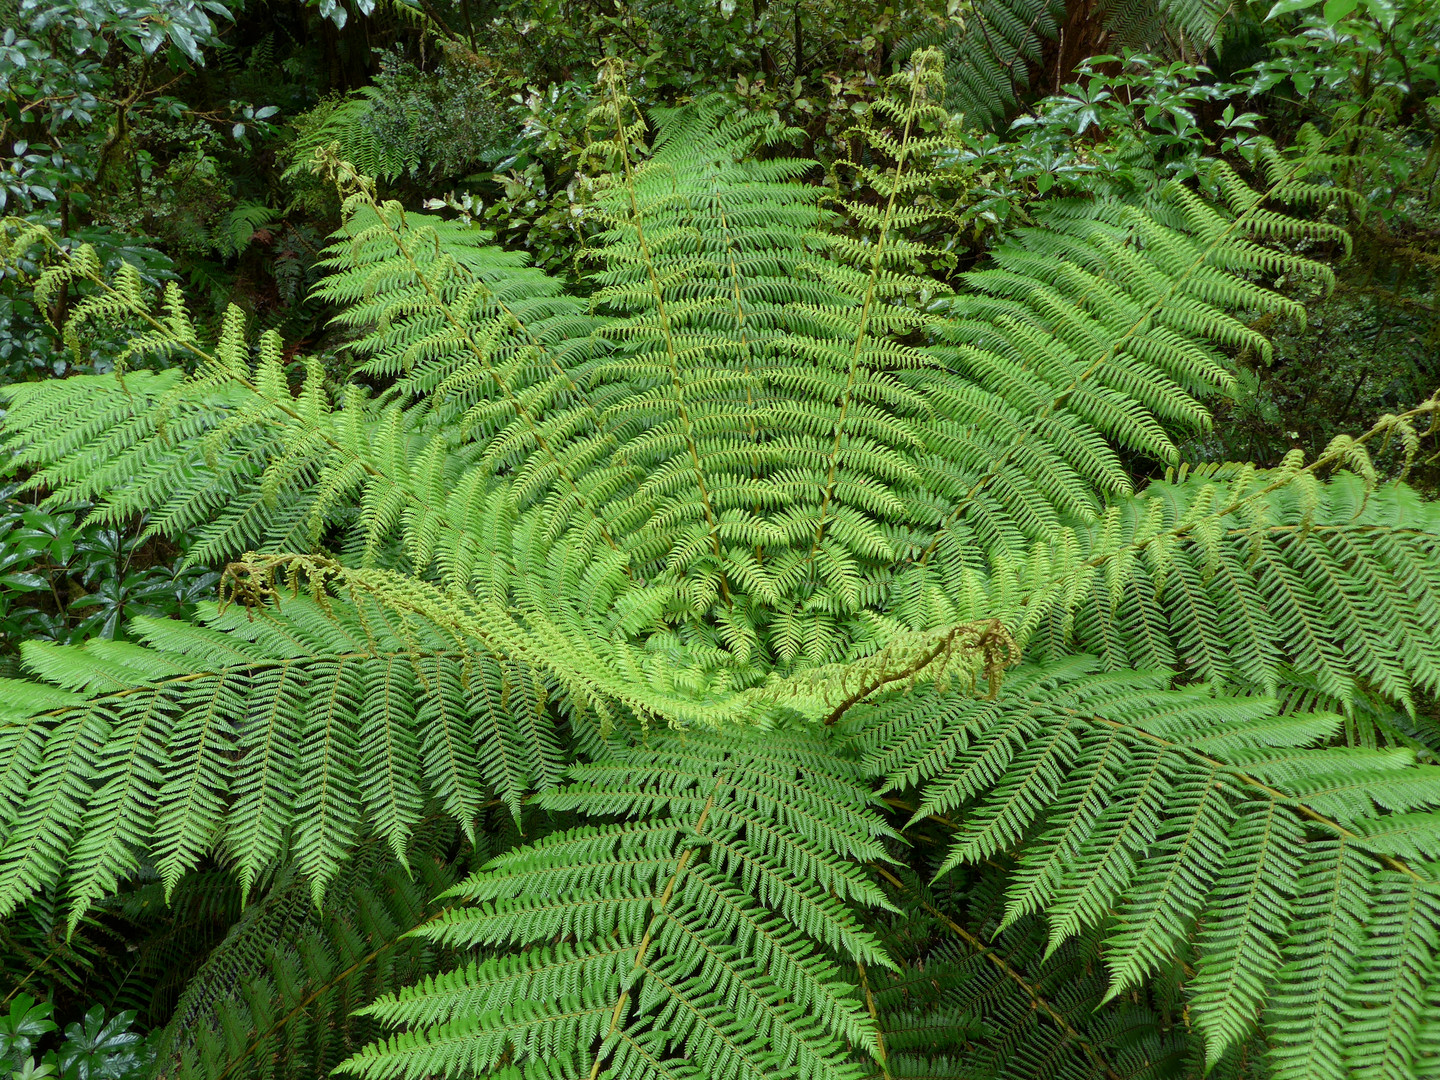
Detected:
left=0, top=993, right=150, bottom=1080
left=2, top=49, right=1440, bottom=1080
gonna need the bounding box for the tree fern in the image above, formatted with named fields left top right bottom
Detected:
left=1, top=48, right=1439, bottom=1080
left=1, top=57, right=1350, bottom=684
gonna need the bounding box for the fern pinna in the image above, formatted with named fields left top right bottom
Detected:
left=2, top=49, right=1439, bottom=1080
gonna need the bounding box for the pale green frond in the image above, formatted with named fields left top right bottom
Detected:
left=341, top=728, right=890, bottom=1080
left=849, top=659, right=1440, bottom=1071
left=0, top=598, right=564, bottom=919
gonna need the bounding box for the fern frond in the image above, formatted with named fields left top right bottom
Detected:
left=157, top=837, right=464, bottom=1079
left=284, top=88, right=420, bottom=183
left=1012, top=466, right=1440, bottom=710
left=341, top=728, right=892, bottom=1080
left=0, top=596, right=561, bottom=920
left=865, top=866, right=1172, bottom=1080
left=850, top=660, right=1440, bottom=1069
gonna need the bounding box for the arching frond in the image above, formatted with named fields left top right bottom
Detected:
left=850, top=661, right=1440, bottom=1073
left=0, top=596, right=561, bottom=921
left=899, top=467, right=1440, bottom=714
left=341, top=728, right=892, bottom=1080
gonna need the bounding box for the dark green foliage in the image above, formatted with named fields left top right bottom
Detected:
left=896, top=0, right=1231, bottom=129
left=0, top=490, right=218, bottom=664
left=0, top=992, right=151, bottom=1079
left=1197, top=245, right=1440, bottom=475
left=157, top=842, right=464, bottom=1080
left=287, top=49, right=511, bottom=184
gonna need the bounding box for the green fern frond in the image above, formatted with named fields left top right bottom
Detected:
left=864, top=432, right=1440, bottom=719
left=157, top=837, right=465, bottom=1079
left=218, top=203, right=279, bottom=258
left=864, top=867, right=1183, bottom=1080
left=283, top=88, right=420, bottom=183
left=1343, top=872, right=1440, bottom=1080
left=1019, top=467, right=1440, bottom=709
left=0, top=596, right=561, bottom=921
left=341, top=728, right=892, bottom=1080
left=849, top=660, right=1440, bottom=1069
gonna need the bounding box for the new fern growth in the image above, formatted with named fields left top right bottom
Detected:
left=2, top=48, right=1439, bottom=1080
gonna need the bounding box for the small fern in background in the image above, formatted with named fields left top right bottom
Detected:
left=898, top=0, right=1233, bottom=127
left=283, top=90, right=420, bottom=186
left=216, top=204, right=279, bottom=260
left=282, top=49, right=511, bottom=188
left=897, top=0, right=1068, bottom=128
left=1, top=44, right=1439, bottom=1080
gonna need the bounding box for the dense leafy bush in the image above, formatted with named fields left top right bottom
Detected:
left=0, top=490, right=218, bottom=658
